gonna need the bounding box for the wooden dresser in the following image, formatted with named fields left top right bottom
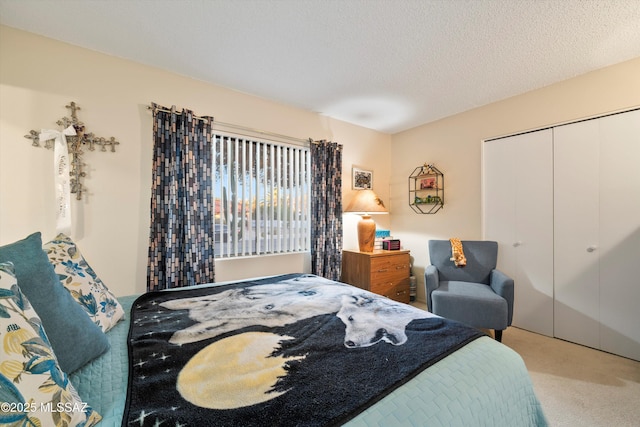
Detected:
left=341, top=249, right=411, bottom=303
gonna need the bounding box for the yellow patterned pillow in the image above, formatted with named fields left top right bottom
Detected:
left=0, top=262, right=101, bottom=427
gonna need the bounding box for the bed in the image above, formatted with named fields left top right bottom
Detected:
left=0, top=233, right=547, bottom=427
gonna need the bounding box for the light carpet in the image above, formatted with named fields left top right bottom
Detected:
left=410, top=302, right=639, bottom=426
left=502, top=327, right=640, bottom=427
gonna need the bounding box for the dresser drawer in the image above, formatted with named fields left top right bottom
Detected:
left=375, top=281, right=410, bottom=303
left=370, top=254, right=410, bottom=281
left=370, top=277, right=410, bottom=298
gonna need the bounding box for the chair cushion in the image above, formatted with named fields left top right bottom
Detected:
left=428, top=240, right=498, bottom=284
left=431, top=280, right=508, bottom=330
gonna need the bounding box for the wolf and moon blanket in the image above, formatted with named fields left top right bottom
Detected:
left=123, top=274, right=483, bottom=427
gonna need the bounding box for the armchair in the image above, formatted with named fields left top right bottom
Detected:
left=425, top=240, right=513, bottom=342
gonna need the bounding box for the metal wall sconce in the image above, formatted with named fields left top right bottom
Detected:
left=24, top=101, right=119, bottom=200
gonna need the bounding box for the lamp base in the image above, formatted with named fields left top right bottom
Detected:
left=357, top=215, right=376, bottom=252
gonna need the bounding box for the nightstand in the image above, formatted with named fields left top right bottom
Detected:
left=341, top=249, right=411, bottom=303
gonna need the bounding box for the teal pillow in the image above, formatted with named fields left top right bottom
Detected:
left=0, top=232, right=109, bottom=373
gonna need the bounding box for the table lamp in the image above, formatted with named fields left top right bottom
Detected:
left=344, top=189, right=388, bottom=252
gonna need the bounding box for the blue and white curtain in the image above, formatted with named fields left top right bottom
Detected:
left=310, top=140, right=343, bottom=280
left=147, top=103, right=216, bottom=291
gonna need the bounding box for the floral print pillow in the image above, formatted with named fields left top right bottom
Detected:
left=43, top=234, right=124, bottom=333
left=0, top=262, right=102, bottom=427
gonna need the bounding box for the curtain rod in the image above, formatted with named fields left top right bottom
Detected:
left=147, top=105, right=210, bottom=122
left=147, top=104, right=314, bottom=146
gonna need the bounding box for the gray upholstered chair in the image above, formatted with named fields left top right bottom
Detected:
left=425, top=240, right=513, bottom=342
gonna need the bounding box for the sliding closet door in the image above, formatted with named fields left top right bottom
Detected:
left=483, top=138, right=517, bottom=274
left=483, top=129, right=554, bottom=336
left=555, top=109, right=640, bottom=360
left=554, top=120, right=601, bottom=349
left=598, top=110, right=640, bottom=361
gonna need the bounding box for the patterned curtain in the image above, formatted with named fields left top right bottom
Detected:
left=147, top=103, right=215, bottom=291
left=310, top=140, right=343, bottom=280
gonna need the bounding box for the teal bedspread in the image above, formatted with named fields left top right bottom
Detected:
left=345, top=336, right=547, bottom=426
left=69, top=293, right=546, bottom=427
left=69, top=296, right=136, bottom=427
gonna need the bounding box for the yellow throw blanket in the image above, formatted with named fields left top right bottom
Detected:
left=449, top=238, right=467, bottom=267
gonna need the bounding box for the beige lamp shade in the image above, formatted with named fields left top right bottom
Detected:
left=344, top=189, right=388, bottom=214
left=344, top=190, right=388, bottom=252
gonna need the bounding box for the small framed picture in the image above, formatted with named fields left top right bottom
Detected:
left=420, top=177, right=436, bottom=189
left=352, top=167, right=373, bottom=190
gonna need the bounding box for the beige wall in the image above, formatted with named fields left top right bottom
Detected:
left=391, top=57, right=640, bottom=303
left=0, top=26, right=391, bottom=296
left=2, top=25, right=638, bottom=301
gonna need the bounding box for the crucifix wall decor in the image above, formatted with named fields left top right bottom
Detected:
left=24, top=101, right=119, bottom=200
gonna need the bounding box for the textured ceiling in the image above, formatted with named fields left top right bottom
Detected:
left=1, top=0, right=639, bottom=134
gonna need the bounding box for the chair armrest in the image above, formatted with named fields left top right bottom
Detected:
left=424, top=265, right=440, bottom=312
left=490, top=269, right=514, bottom=325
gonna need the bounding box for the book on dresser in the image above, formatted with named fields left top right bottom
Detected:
left=341, top=249, right=411, bottom=303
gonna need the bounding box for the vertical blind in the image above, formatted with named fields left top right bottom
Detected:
left=213, top=132, right=311, bottom=258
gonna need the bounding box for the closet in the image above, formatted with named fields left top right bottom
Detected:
left=482, top=130, right=554, bottom=337
left=483, top=109, right=640, bottom=361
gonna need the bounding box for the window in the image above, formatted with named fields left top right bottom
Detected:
left=212, top=132, right=310, bottom=258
